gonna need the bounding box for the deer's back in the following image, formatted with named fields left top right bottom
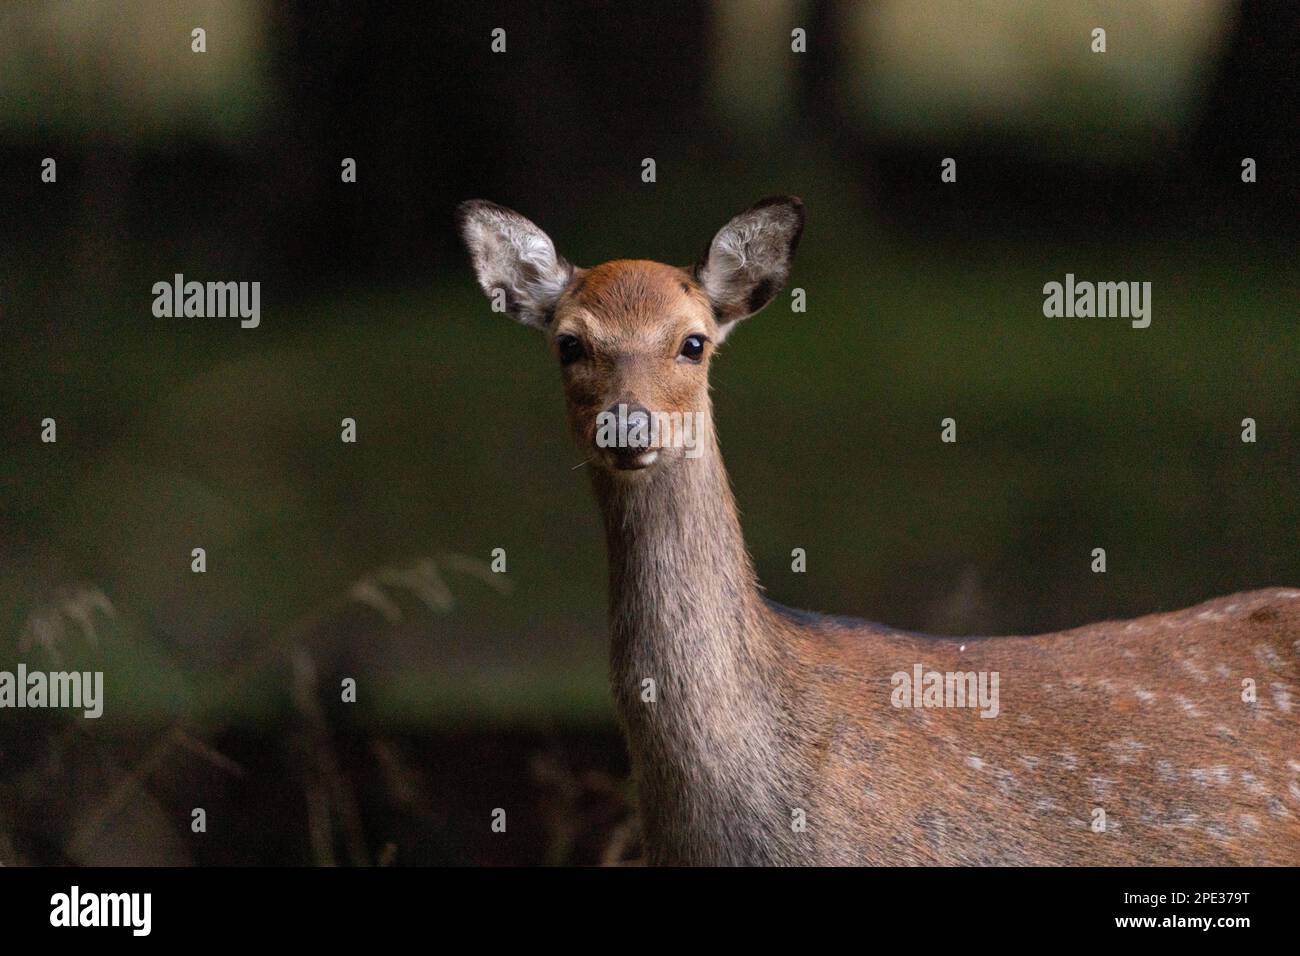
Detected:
left=776, top=588, right=1300, bottom=864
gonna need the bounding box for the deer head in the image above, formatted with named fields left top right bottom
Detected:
left=458, top=197, right=804, bottom=474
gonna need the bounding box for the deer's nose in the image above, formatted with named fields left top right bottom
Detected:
left=597, top=402, right=659, bottom=471
left=614, top=403, right=653, bottom=448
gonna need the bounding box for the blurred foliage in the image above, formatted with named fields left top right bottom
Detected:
left=0, top=0, right=270, bottom=138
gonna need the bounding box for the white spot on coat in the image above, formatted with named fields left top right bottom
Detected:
left=1180, top=659, right=1208, bottom=683
left=1255, top=645, right=1282, bottom=669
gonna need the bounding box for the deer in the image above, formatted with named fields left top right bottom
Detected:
left=458, top=196, right=1300, bottom=865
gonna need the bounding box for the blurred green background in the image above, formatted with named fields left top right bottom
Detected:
left=0, top=0, right=1296, bottom=864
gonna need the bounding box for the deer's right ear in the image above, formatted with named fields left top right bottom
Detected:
left=457, top=200, right=574, bottom=328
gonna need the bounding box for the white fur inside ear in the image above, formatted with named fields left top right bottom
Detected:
left=697, top=197, right=803, bottom=336
left=701, top=218, right=766, bottom=302
left=460, top=202, right=572, bottom=327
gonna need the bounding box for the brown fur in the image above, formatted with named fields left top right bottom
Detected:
left=566, top=264, right=1300, bottom=866
left=460, top=199, right=1300, bottom=865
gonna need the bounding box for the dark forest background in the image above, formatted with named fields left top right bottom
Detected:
left=0, top=0, right=1296, bottom=864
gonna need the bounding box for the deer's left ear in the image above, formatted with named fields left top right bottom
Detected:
left=694, top=196, right=804, bottom=341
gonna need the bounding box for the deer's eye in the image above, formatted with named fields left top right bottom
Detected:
left=556, top=334, right=584, bottom=365
left=678, top=335, right=706, bottom=362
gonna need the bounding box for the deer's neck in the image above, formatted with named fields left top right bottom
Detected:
left=593, top=426, right=791, bottom=863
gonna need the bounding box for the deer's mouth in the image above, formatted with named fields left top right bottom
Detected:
left=608, top=448, right=659, bottom=471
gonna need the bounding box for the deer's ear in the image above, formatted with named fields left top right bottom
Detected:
left=457, top=200, right=574, bottom=328
left=694, top=196, right=804, bottom=341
